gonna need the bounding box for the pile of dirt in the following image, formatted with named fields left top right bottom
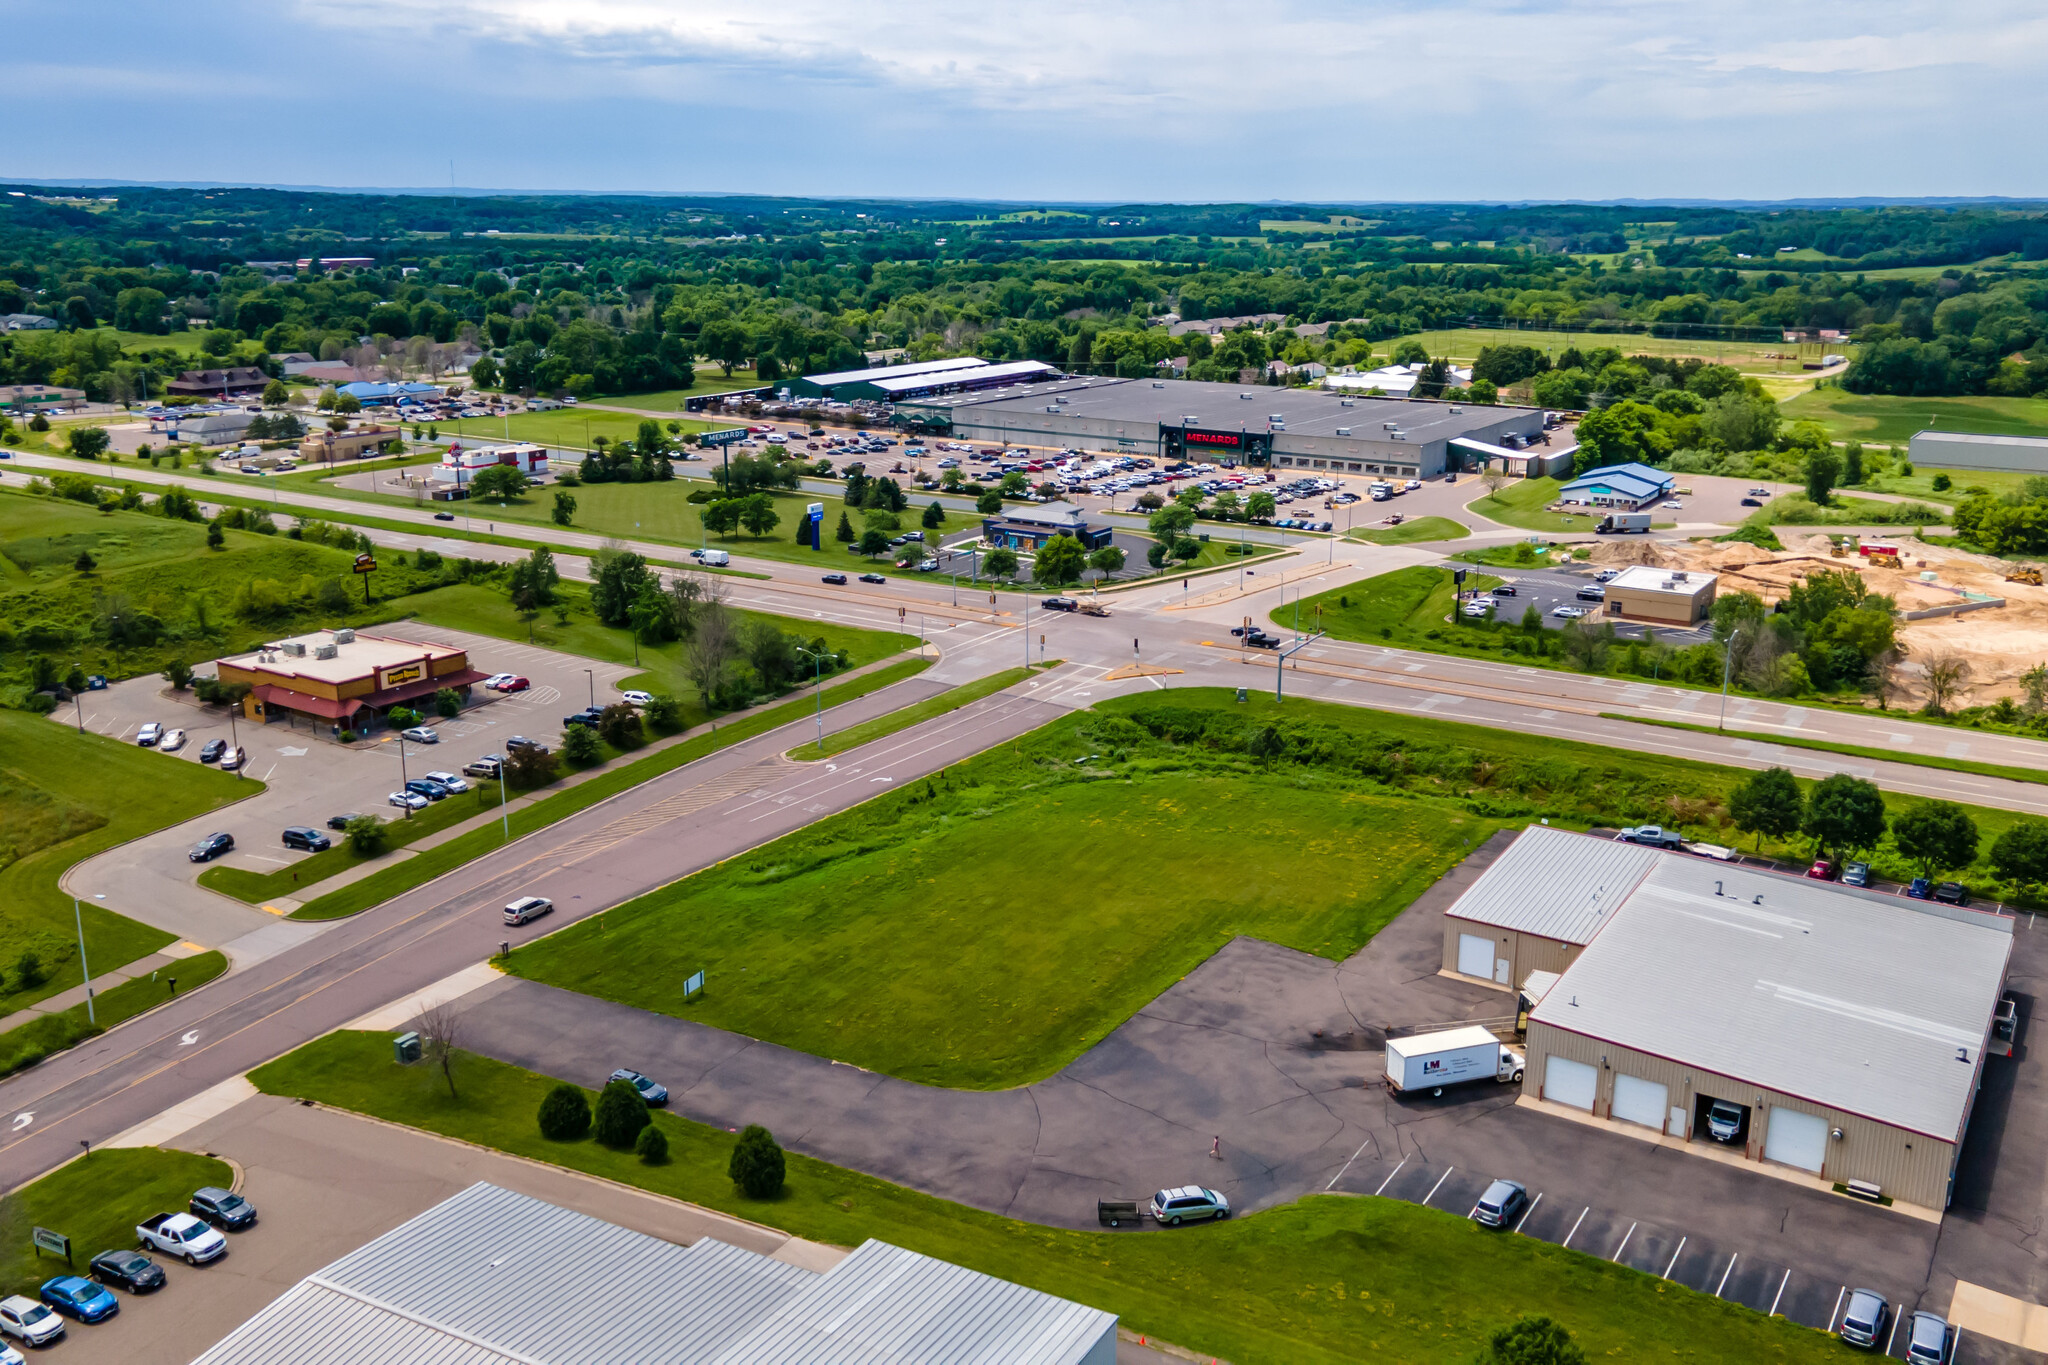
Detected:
left=1583, top=539, right=1684, bottom=568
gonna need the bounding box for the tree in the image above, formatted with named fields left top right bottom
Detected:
left=73, top=549, right=96, bottom=572
left=984, top=546, right=1019, bottom=580
left=835, top=510, right=855, bottom=543
left=697, top=319, right=750, bottom=376
left=1032, top=534, right=1086, bottom=587
left=598, top=702, right=643, bottom=749
left=644, top=694, right=684, bottom=732
left=593, top=1078, right=650, bottom=1148
left=468, top=464, right=530, bottom=500
left=506, top=744, right=559, bottom=790
left=739, top=492, right=781, bottom=537
left=414, top=1000, right=464, bottom=1098
left=857, top=528, right=891, bottom=557
left=1920, top=652, right=1971, bottom=715
left=1088, top=545, right=1126, bottom=576
left=685, top=602, right=739, bottom=704
left=921, top=500, right=946, bottom=529
left=343, top=814, right=388, bottom=857
left=162, top=659, right=193, bottom=690
left=1803, top=773, right=1886, bottom=858
left=1727, top=767, right=1803, bottom=850
left=1805, top=447, right=1842, bottom=506
left=508, top=545, right=559, bottom=607
left=470, top=354, right=501, bottom=390
left=335, top=392, right=362, bottom=415
left=728, top=1124, right=786, bottom=1198
left=67, top=427, right=109, bottom=459
left=261, top=378, right=290, bottom=407
left=537, top=1083, right=591, bottom=1140
left=1149, top=503, right=1196, bottom=541
left=552, top=490, right=577, bottom=526
left=1989, top=821, right=2048, bottom=894
left=562, top=722, right=603, bottom=765
left=1474, top=1315, right=1586, bottom=1365
left=702, top=498, right=743, bottom=538
left=433, top=687, right=461, bottom=718
left=1246, top=491, right=1277, bottom=521
left=1891, top=801, right=1980, bottom=878
left=635, top=1123, right=669, bottom=1164
left=590, top=547, right=653, bottom=625
left=975, top=491, right=1004, bottom=515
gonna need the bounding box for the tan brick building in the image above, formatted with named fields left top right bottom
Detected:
left=214, top=629, right=485, bottom=729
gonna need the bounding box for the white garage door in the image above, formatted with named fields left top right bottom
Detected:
left=1457, top=933, right=1495, bottom=980
left=1543, top=1055, right=1597, bottom=1111
left=1763, top=1107, right=1829, bottom=1173
left=1610, top=1074, right=1669, bottom=1130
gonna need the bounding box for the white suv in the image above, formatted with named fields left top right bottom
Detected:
left=0, top=1296, right=61, bottom=1347
left=504, top=895, right=553, bottom=926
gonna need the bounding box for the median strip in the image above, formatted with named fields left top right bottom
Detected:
left=1600, top=713, right=2048, bottom=788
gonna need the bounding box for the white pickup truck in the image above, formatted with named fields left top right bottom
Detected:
left=137, top=1212, right=226, bottom=1265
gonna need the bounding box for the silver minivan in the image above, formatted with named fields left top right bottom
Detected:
left=1148, top=1186, right=1229, bottom=1226
left=1838, top=1288, right=1890, bottom=1348
left=503, top=895, right=553, bottom=926
left=1905, top=1312, right=1954, bottom=1363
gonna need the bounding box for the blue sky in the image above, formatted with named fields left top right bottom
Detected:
left=4, top=0, right=2044, bottom=201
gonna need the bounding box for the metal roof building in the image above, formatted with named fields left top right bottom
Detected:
left=1440, top=824, right=1658, bottom=988
left=788, top=356, right=990, bottom=400
left=190, top=1183, right=1117, bottom=1365
left=1908, top=429, right=2048, bottom=475
left=1453, top=827, right=2014, bottom=1211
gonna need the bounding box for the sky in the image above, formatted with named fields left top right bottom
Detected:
left=5, top=0, right=2046, bottom=202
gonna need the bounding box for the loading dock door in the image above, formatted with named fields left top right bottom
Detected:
left=1543, top=1055, right=1597, bottom=1111
left=1457, top=933, right=1495, bottom=980
left=1763, top=1107, right=1829, bottom=1173
left=1610, top=1074, right=1669, bottom=1130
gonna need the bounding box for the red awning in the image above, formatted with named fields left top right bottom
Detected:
left=360, top=668, right=491, bottom=710
left=251, top=684, right=364, bottom=721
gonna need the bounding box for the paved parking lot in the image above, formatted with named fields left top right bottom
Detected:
left=1469, top=564, right=1715, bottom=643
left=55, top=623, right=637, bottom=952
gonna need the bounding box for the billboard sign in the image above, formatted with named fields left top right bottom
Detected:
left=698, top=428, right=749, bottom=447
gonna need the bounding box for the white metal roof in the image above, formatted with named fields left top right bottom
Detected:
left=1443, top=825, right=1659, bottom=945
left=1387, top=1025, right=1501, bottom=1058
left=190, top=1183, right=1115, bottom=1365
left=804, top=356, right=989, bottom=387
left=1531, top=853, right=2013, bottom=1140
left=1606, top=565, right=1717, bottom=598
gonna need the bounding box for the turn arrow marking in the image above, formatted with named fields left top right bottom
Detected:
left=180, top=1031, right=200, bottom=1046
left=10, top=1114, right=31, bottom=1132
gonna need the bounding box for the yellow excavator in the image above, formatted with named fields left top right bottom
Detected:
left=2008, top=565, right=2044, bottom=586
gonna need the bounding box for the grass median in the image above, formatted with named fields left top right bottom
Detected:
left=0, top=953, right=227, bottom=1081
left=249, top=1032, right=1836, bottom=1365
left=0, top=1147, right=233, bottom=1299
left=787, top=664, right=1042, bottom=761
left=1344, top=514, right=1471, bottom=544
left=1602, top=712, right=2048, bottom=789
left=291, top=657, right=934, bottom=920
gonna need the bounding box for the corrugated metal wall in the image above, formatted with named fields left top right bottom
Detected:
left=1908, top=432, right=2048, bottom=474
left=1442, top=919, right=1584, bottom=993
left=1524, top=1021, right=1957, bottom=1210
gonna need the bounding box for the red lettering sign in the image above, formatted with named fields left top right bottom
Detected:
left=1186, top=431, right=1241, bottom=447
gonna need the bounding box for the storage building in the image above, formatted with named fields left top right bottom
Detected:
left=1599, top=565, right=1718, bottom=626
left=1450, top=827, right=2013, bottom=1212
left=192, top=1182, right=1118, bottom=1364
left=788, top=356, right=990, bottom=401
left=1441, top=824, right=1655, bottom=990
left=1557, top=463, right=1674, bottom=510
left=1908, top=430, right=2048, bottom=475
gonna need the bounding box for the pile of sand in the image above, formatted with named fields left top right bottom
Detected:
left=1584, top=539, right=1685, bottom=568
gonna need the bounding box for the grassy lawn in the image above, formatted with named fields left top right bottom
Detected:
left=788, top=665, right=1041, bottom=760
left=1282, top=564, right=1503, bottom=644
left=506, top=707, right=1497, bottom=1089
left=0, top=712, right=251, bottom=1013
left=198, top=783, right=510, bottom=905
left=402, top=580, right=917, bottom=703
left=1745, top=493, right=1948, bottom=528
left=1451, top=541, right=1577, bottom=568
left=442, top=408, right=715, bottom=451
left=249, top=1032, right=1838, bottom=1365
left=1782, top=387, right=2048, bottom=445
left=586, top=374, right=764, bottom=411
left=0, top=1147, right=233, bottom=1299
left=95, top=327, right=209, bottom=356
left=0, top=952, right=227, bottom=1080
left=292, top=657, right=933, bottom=920
left=1345, top=514, right=1470, bottom=545
left=1385, top=326, right=1818, bottom=376
left=1462, top=477, right=1612, bottom=533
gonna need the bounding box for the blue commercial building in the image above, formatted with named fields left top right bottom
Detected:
left=1557, top=463, right=1674, bottom=510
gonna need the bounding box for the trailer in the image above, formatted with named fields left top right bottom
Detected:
left=1384, top=1025, right=1525, bottom=1097
left=1594, top=511, right=1652, bottom=534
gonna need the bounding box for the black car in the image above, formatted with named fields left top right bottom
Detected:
left=188, top=832, right=234, bottom=863
left=1740, top=497, right=1763, bottom=507
left=198, top=738, right=227, bottom=764
left=87, top=1249, right=165, bottom=1294
left=433, top=510, right=455, bottom=520
left=1491, top=584, right=1517, bottom=596
left=1245, top=631, right=1281, bottom=649
left=282, top=826, right=331, bottom=852
left=190, top=1187, right=257, bottom=1230
left=858, top=573, right=886, bottom=584
left=1042, top=596, right=1078, bottom=611
left=326, top=812, right=363, bottom=831
left=1933, top=882, right=1970, bottom=906
left=561, top=707, right=605, bottom=729
left=1576, top=585, right=1607, bottom=601
left=505, top=735, right=540, bottom=751
left=821, top=573, right=848, bottom=585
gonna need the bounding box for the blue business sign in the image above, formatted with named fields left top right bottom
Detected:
left=698, top=428, right=749, bottom=447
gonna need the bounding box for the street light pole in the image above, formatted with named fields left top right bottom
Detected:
left=72, top=896, right=94, bottom=1025
left=796, top=646, right=825, bottom=751
left=397, top=734, right=413, bottom=818
left=497, top=760, right=510, bottom=841
left=583, top=669, right=594, bottom=710
left=226, top=703, right=242, bottom=780
left=1716, top=626, right=1743, bottom=732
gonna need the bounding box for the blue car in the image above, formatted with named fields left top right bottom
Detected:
left=38, top=1275, right=117, bottom=1324
left=404, top=778, right=450, bottom=801
left=1907, top=877, right=1934, bottom=900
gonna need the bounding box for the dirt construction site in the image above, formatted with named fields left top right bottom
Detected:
left=1584, top=533, right=2048, bottom=706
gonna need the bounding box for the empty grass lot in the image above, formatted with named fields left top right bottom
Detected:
left=250, top=1032, right=1838, bottom=1365
left=0, top=1147, right=233, bottom=1299
left=1462, top=476, right=1606, bottom=533
left=505, top=709, right=1495, bottom=1088
left=1344, top=514, right=1470, bottom=544
left=1781, top=386, right=2048, bottom=445
left=1280, top=564, right=1503, bottom=648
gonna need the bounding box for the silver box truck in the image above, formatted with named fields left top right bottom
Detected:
left=1384, top=1025, right=1525, bottom=1096
left=1595, top=511, right=1652, bottom=534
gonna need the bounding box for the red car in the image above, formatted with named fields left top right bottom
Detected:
left=1805, top=859, right=1838, bottom=881
left=498, top=675, right=530, bottom=693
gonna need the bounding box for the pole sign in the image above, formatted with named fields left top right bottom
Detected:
left=698, top=428, right=749, bottom=447
left=352, top=552, right=378, bottom=575
left=31, top=1227, right=69, bottom=1262
left=806, top=501, right=824, bottom=550
left=683, top=970, right=705, bottom=1000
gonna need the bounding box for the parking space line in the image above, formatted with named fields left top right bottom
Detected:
left=1716, top=1253, right=1738, bottom=1297
left=1663, top=1237, right=1687, bottom=1279
left=1561, top=1206, right=1588, bottom=1249
left=1370, top=1160, right=1405, bottom=1196
left=1768, top=1268, right=1791, bottom=1318
left=1420, top=1167, right=1454, bottom=1206
left=1326, top=1138, right=1375, bottom=1191
left=1884, top=1310, right=1900, bottom=1355
left=1611, top=1222, right=1636, bottom=1263
left=1511, top=1191, right=1541, bottom=1233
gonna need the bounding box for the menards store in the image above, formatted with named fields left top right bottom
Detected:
left=213, top=628, right=487, bottom=730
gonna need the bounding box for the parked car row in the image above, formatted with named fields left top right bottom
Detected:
left=138, top=724, right=243, bottom=770
left=0, top=1188, right=256, bottom=1348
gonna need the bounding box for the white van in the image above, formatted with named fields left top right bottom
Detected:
left=699, top=549, right=731, bottom=567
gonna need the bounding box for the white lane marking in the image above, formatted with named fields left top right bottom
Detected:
left=1420, top=1166, right=1454, bottom=1206
left=1370, top=1160, right=1405, bottom=1196
left=1562, top=1206, right=1589, bottom=1249
left=1664, top=1237, right=1687, bottom=1279
left=1511, top=1191, right=1541, bottom=1233
left=1326, top=1138, right=1374, bottom=1191
left=1768, top=1266, right=1791, bottom=1317
left=10, top=1113, right=30, bottom=1131
left=1884, top=1308, right=1902, bottom=1355
left=180, top=1031, right=200, bottom=1046
left=1611, top=1221, right=1636, bottom=1262
left=1829, top=1286, right=1845, bottom=1332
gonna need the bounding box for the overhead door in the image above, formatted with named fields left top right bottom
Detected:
left=1457, top=933, right=1495, bottom=980
left=1763, top=1107, right=1829, bottom=1173
left=1543, top=1055, right=1597, bottom=1111
left=1611, top=1074, right=1669, bottom=1130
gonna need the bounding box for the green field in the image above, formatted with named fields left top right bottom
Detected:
left=586, top=374, right=764, bottom=412
left=1282, top=564, right=1502, bottom=644
left=507, top=703, right=1501, bottom=1088
left=0, top=1147, right=233, bottom=1298
left=1461, top=477, right=1606, bottom=533
left=250, top=1032, right=1839, bottom=1365
left=1386, top=326, right=1829, bottom=375
left=787, top=665, right=1040, bottom=760
left=1783, top=387, right=2048, bottom=445
left=0, top=712, right=251, bottom=1011
left=291, top=657, right=933, bottom=920
left=1345, top=514, right=1470, bottom=544
left=442, top=408, right=715, bottom=451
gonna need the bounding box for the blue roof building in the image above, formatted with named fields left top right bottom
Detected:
left=338, top=380, right=442, bottom=405
left=1558, top=462, right=1674, bottom=509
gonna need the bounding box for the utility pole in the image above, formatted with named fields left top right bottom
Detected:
left=1717, top=626, right=1743, bottom=732
left=72, top=896, right=94, bottom=1025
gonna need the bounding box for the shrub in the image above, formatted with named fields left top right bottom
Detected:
left=338, top=729, right=357, bottom=744
left=635, top=1123, right=669, bottom=1165
left=592, top=1078, right=649, bottom=1148
left=433, top=687, right=462, bottom=718
left=506, top=744, right=559, bottom=789
left=598, top=703, right=642, bottom=749
left=343, top=814, right=387, bottom=857
left=13, top=951, right=45, bottom=991
left=162, top=660, right=193, bottom=690
left=537, top=1084, right=591, bottom=1140
left=728, top=1124, right=786, bottom=1198
left=644, top=694, right=684, bottom=733
left=561, top=723, right=603, bottom=766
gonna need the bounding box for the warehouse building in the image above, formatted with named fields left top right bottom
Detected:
left=1557, top=462, right=1675, bottom=510
left=194, top=1182, right=1118, bottom=1364
left=895, top=376, right=1544, bottom=479
left=1443, top=826, right=2013, bottom=1211
left=1909, top=429, right=2048, bottom=475
left=787, top=356, right=991, bottom=401
left=1599, top=565, right=1718, bottom=626
left=214, top=628, right=486, bottom=729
